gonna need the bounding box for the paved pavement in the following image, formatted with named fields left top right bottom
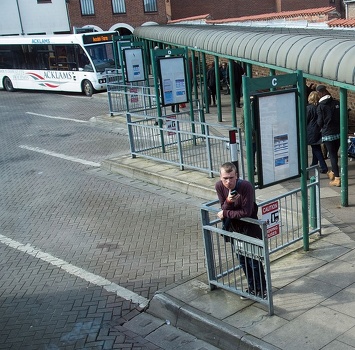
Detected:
left=97, top=91, right=355, bottom=350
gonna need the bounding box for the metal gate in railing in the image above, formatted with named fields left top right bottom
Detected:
left=200, top=170, right=321, bottom=314
left=201, top=215, right=274, bottom=315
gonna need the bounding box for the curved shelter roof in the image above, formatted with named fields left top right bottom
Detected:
left=134, top=24, right=355, bottom=88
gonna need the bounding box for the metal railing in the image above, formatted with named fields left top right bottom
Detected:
left=106, top=69, right=157, bottom=115
left=201, top=213, right=274, bottom=315
left=126, top=111, right=244, bottom=178
left=200, top=170, right=321, bottom=314
left=106, top=72, right=246, bottom=177
left=201, top=170, right=321, bottom=255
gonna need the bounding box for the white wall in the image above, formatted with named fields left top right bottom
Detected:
left=1, top=0, right=23, bottom=35
left=0, top=0, right=70, bottom=36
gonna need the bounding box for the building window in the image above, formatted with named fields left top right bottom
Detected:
left=143, top=0, right=157, bottom=13
left=80, top=0, right=95, bottom=16
left=112, top=0, right=126, bottom=14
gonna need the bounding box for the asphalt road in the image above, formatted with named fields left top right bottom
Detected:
left=0, top=90, right=207, bottom=349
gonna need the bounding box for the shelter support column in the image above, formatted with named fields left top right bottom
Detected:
left=340, top=88, right=348, bottom=207
left=297, top=70, right=309, bottom=251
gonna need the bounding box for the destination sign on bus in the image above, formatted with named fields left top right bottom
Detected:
left=83, top=34, right=113, bottom=44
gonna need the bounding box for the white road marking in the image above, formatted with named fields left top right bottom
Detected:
left=26, top=112, right=88, bottom=123
left=19, top=145, right=100, bottom=167
left=0, top=233, right=149, bottom=308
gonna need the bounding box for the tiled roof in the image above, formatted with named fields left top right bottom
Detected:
left=168, top=14, right=211, bottom=24
left=328, top=18, right=355, bottom=27
left=207, top=7, right=336, bottom=24
left=167, top=7, right=355, bottom=29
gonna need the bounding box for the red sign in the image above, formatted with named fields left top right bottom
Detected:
left=130, top=88, right=138, bottom=103
left=261, top=201, right=280, bottom=238
left=267, top=225, right=279, bottom=238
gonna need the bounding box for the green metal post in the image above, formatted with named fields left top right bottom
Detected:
left=214, top=56, right=222, bottom=122
left=202, top=53, right=209, bottom=114
left=246, top=62, right=252, bottom=78
left=229, top=59, right=237, bottom=127
left=113, top=35, right=119, bottom=69
left=340, top=88, right=348, bottom=207
left=150, top=48, right=165, bottom=153
left=191, top=51, right=199, bottom=101
left=297, top=70, right=309, bottom=251
left=242, top=75, right=254, bottom=187
left=184, top=47, right=196, bottom=136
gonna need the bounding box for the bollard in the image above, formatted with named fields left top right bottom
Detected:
left=309, top=176, right=317, bottom=229
left=229, top=130, right=239, bottom=174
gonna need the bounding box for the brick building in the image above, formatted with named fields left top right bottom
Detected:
left=67, top=0, right=168, bottom=34
left=66, top=0, right=347, bottom=35
left=169, top=0, right=344, bottom=21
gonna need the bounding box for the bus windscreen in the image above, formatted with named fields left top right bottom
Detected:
left=84, top=42, right=115, bottom=73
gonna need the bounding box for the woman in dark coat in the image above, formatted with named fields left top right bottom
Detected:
left=307, top=91, right=328, bottom=173
left=206, top=62, right=217, bottom=106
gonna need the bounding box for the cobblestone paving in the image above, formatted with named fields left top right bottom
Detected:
left=0, top=91, right=207, bottom=349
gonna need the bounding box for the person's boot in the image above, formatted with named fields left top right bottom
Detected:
left=327, top=170, right=335, bottom=181
left=329, top=177, right=341, bottom=187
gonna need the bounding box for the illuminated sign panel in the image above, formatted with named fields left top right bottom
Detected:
left=83, top=34, right=113, bottom=44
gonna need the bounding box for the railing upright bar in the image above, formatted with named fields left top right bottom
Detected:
left=204, top=125, right=214, bottom=178
left=261, top=222, right=274, bottom=315
left=175, top=120, right=184, bottom=171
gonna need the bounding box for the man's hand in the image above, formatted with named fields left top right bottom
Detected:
left=217, top=210, right=224, bottom=219
left=227, top=191, right=239, bottom=203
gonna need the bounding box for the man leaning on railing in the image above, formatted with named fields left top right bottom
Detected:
left=215, top=162, right=267, bottom=299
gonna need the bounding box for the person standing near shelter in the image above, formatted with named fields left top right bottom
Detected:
left=316, top=85, right=341, bottom=186
left=215, top=162, right=267, bottom=299
left=228, top=61, right=244, bottom=108
left=307, top=91, right=328, bottom=174
left=206, top=62, right=217, bottom=106
left=219, top=62, right=230, bottom=94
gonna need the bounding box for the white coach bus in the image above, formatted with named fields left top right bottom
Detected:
left=0, top=31, right=116, bottom=96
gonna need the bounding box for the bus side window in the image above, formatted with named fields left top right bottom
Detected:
left=57, top=55, right=68, bottom=70
left=49, top=55, right=56, bottom=69
left=38, top=51, right=50, bottom=70
left=65, top=45, right=78, bottom=71
left=77, top=46, right=91, bottom=71
left=0, top=49, right=13, bottom=69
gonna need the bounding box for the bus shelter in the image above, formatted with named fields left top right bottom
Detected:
left=133, top=23, right=355, bottom=207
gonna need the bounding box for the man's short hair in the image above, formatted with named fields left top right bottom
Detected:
left=220, top=162, right=237, bottom=174
left=316, top=84, right=326, bottom=93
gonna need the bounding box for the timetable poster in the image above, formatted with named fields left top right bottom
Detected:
left=255, top=90, right=300, bottom=188
left=158, top=56, right=188, bottom=106
left=124, top=48, right=145, bottom=82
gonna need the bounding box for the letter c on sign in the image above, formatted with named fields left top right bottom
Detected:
left=272, top=78, right=277, bottom=86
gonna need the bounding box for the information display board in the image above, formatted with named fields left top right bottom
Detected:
left=123, top=48, right=145, bottom=82
left=254, top=90, right=300, bottom=188
left=158, top=56, right=188, bottom=106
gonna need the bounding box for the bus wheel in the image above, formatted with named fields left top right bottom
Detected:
left=82, top=80, right=94, bottom=97
left=3, top=77, right=15, bottom=92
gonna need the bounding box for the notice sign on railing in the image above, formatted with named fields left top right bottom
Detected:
left=261, top=201, right=280, bottom=238
left=166, top=115, right=176, bottom=135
